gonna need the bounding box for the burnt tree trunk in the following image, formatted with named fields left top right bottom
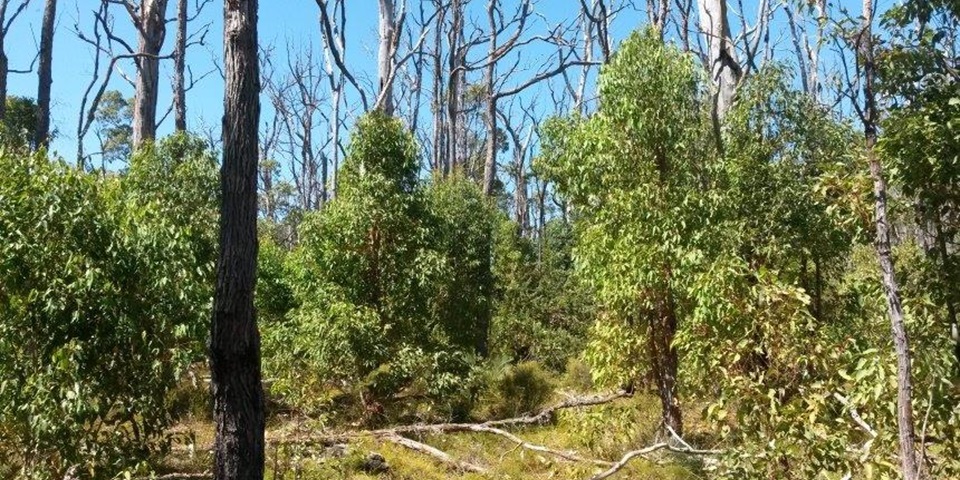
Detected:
left=34, top=0, right=57, bottom=148
left=211, top=0, right=265, bottom=478
left=132, top=0, right=170, bottom=149
left=860, top=1, right=918, bottom=478
left=173, top=0, right=187, bottom=132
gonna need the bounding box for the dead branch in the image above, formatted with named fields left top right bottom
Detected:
left=588, top=442, right=723, bottom=480
left=382, top=434, right=488, bottom=473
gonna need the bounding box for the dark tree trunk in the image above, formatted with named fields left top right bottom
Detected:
left=34, top=0, right=57, bottom=149
left=211, top=0, right=265, bottom=478
left=648, top=288, right=682, bottom=437
left=860, top=2, right=918, bottom=478
left=0, top=46, right=7, bottom=121
left=173, top=0, right=187, bottom=132
left=132, top=0, right=170, bottom=149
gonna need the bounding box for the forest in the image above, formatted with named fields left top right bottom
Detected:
left=1, top=0, right=959, bottom=479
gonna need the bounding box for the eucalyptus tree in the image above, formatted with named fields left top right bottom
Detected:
left=33, top=0, right=55, bottom=148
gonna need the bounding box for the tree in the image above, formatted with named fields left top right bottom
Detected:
left=173, top=0, right=188, bottom=132
left=0, top=0, right=31, bottom=122
left=94, top=90, right=133, bottom=167
left=377, top=0, right=397, bottom=115
left=857, top=0, right=919, bottom=477
left=698, top=0, right=740, bottom=122
left=126, top=0, right=171, bottom=149
left=210, top=0, right=265, bottom=478
left=540, top=30, right=708, bottom=436
left=33, top=0, right=55, bottom=149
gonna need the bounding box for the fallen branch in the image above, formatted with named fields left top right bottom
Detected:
left=382, top=434, right=488, bottom=473
left=588, top=443, right=723, bottom=480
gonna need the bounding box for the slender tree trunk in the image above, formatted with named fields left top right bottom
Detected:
left=211, top=0, right=265, bottom=478
left=173, top=0, right=187, bottom=132
left=649, top=289, right=682, bottom=436
left=446, top=0, right=463, bottom=171
left=860, top=2, right=918, bottom=478
left=34, top=0, right=57, bottom=149
left=482, top=0, right=497, bottom=196
left=132, top=0, right=170, bottom=149
left=377, top=0, right=395, bottom=115
left=0, top=40, right=6, bottom=122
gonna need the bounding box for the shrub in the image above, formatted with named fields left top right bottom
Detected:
left=476, top=361, right=556, bottom=419
left=0, top=136, right=217, bottom=479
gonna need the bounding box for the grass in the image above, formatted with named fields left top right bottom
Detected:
left=158, top=393, right=706, bottom=480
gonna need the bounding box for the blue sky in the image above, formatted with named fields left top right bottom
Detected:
left=4, top=0, right=875, bottom=163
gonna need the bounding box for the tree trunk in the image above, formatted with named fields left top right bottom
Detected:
left=34, top=0, right=57, bottom=149
left=860, top=1, right=918, bottom=478
left=132, top=0, right=170, bottom=149
left=173, top=0, right=187, bottom=132
left=697, top=0, right=740, bottom=120
left=377, top=0, right=395, bottom=115
left=211, top=0, right=265, bottom=478
left=0, top=43, right=7, bottom=122
left=446, top=0, right=463, bottom=171
left=648, top=290, right=682, bottom=436
left=482, top=0, right=497, bottom=196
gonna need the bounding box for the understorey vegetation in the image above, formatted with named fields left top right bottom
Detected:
left=2, top=0, right=960, bottom=479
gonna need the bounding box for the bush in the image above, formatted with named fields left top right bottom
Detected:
left=476, top=361, right=556, bottom=419
left=0, top=137, right=217, bottom=479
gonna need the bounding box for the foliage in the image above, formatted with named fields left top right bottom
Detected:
left=2, top=96, right=39, bottom=149
left=491, top=217, right=594, bottom=371
left=474, top=360, right=556, bottom=419
left=261, top=113, right=497, bottom=421
left=0, top=136, right=217, bottom=479
left=95, top=90, right=134, bottom=167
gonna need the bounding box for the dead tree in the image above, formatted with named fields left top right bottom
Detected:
left=170, top=0, right=213, bottom=133
left=697, top=0, right=740, bottom=121
left=266, top=42, right=331, bottom=211
left=211, top=0, right=265, bottom=478
left=0, top=0, right=32, bottom=122
left=34, top=0, right=56, bottom=148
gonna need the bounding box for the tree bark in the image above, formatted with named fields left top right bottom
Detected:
left=859, top=1, right=918, bottom=478
left=697, top=0, right=740, bottom=120
left=173, top=0, right=187, bottom=132
left=132, top=0, right=170, bottom=149
left=33, top=0, right=56, bottom=149
left=377, top=0, right=395, bottom=115
left=211, top=0, right=265, bottom=478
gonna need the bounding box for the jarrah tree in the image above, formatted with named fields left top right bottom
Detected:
left=33, top=0, right=55, bottom=148
left=210, top=0, right=265, bottom=478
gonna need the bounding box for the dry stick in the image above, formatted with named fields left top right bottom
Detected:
left=383, top=434, right=488, bottom=473
left=588, top=443, right=723, bottom=480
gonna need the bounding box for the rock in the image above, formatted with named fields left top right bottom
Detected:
left=361, top=452, right=390, bottom=474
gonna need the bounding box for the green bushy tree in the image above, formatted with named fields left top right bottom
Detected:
left=0, top=135, right=217, bottom=479
left=261, top=113, right=497, bottom=420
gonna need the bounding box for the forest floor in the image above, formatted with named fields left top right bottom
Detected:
left=157, top=392, right=711, bottom=480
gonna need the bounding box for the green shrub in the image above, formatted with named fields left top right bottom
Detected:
left=477, top=361, right=556, bottom=419
left=0, top=136, right=217, bottom=479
